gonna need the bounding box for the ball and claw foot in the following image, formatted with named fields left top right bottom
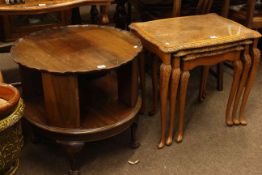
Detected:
left=176, top=134, right=183, bottom=143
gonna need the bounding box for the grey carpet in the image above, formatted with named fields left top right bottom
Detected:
left=14, top=61, right=262, bottom=175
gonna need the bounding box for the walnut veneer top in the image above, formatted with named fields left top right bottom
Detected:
left=129, top=13, right=261, bottom=53
left=11, top=25, right=142, bottom=74
left=0, top=0, right=111, bottom=14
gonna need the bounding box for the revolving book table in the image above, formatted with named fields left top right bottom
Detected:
left=11, top=25, right=142, bottom=175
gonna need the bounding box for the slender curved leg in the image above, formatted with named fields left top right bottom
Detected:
left=232, top=47, right=251, bottom=125
left=59, top=141, right=85, bottom=175
left=158, top=63, right=171, bottom=149
left=225, top=60, right=243, bottom=126
left=138, top=52, right=146, bottom=114
left=176, top=70, right=190, bottom=143
left=130, top=119, right=140, bottom=149
left=166, top=59, right=180, bottom=146
left=199, top=66, right=209, bottom=102
left=239, top=46, right=261, bottom=125
left=149, top=56, right=158, bottom=116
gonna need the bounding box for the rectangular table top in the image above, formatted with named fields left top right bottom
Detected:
left=129, top=13, right=261, bottom=54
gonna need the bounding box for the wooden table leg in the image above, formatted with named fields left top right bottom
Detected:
left=239, top=40, right=261, bottom=125
left=231, top=46, right=251, bottom=125
left=138, top=51, right=146, bottom=114
left=176, top=70, right=190, bottom=143
left=100, top=5, right=109, bottom=24
left=59, top=141, right=85, bottom=175
left=166, top=58, right=180, bottom=146
left=225, top=60, right=243, bottom=126
left=118, top=58, right=139, bottom=107
left=199, top=66, right=209, bottom=102
left=91, top=5, right=99, bottom=24
left=149, top=56, right=158, bottom=116
left=130, top=117, right=140, bottom=149
left=158, top=62, right=171, bottom=149
left=217, top=63, right=224, bottom=91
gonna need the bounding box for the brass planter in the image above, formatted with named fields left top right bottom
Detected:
left=0, top=84, right=24, bottom=175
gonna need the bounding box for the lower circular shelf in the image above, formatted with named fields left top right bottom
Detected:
left=24, top=97, right=141, bottom=142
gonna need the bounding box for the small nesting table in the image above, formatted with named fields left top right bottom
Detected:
left=11, top=25, right=142, bottom=175
left=130, top=13, right=261, bottom=148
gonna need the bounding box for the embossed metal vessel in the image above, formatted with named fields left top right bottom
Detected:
left=0, top=84, right=24, bottom=175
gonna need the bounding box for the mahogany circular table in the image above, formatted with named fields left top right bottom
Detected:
left=11, top=25, right=142, bottom=175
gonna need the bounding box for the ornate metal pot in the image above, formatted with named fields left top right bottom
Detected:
left=0, top=84, right=24, bottom=175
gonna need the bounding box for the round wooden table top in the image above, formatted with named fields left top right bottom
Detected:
left=0, top=0, right=112, bottom=15
left=11, top=25, right=142, bottom=74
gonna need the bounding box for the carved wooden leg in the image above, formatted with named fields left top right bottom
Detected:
left=231, top=47, right=251, bottom=125
left=239, top=46, right=261, bottom=125
left=225, top=60, right=243, bottom=126
left=100, top=5, right=109, bottom=24
left=199, top=66, right=209, bottom=102
left=149, top=56, right=158, bottom=116
left=130, top=119, right=140, bottom=149
left=138, top=52, right=146, bottom=114
left=158, top=63, right=171, bottom=149
left=90, top=5, right=99, bottom=24
left=176, top=71, right=190, bottom=143
left=59, top=141, right=85, bottom=175
left=166, top=59, right=180, bottom=146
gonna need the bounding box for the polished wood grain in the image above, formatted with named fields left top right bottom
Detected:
left=11, top=25, right=142, bottom=174
left=12, top=25, right=142, bottom=74
left=0, top=0, right=112, bottom=15
left=118, top=58, right=139, bottom=107
left=130, top=14, right=260, bottom=148
left=0, top=0, right=111, bottom=42
left=42, top=73, right=80, bottom=128
left=23, top=73, right=141, bottom=140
